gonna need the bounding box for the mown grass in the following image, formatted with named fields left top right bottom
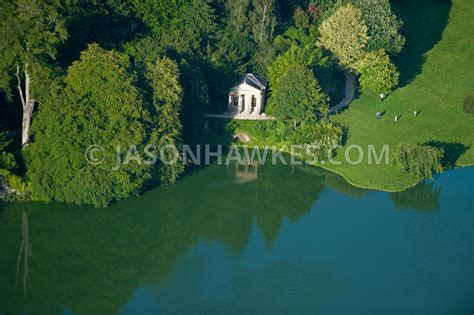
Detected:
left=226, top=0, right=474, bottom=192
left=325, top=0, right=474, bottom=191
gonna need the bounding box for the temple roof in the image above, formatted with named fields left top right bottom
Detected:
left=239, top=73, right=267, bottom=90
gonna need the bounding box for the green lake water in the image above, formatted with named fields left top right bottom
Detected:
left=0, top=162, right=472, bottom=314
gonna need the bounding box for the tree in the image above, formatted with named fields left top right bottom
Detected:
left=393, top=143, right=444, bottom=178
left=356, top=50, right=399, bottom=94
left=249, top=0, right=278, bottom=46
left=179, top=60, right=210, bottom=142
left=25, top=44, right=160, bottom=207
left=146, top=56, right=184, bottom=185
left=225, top=0, right=252, bottom=33
left=292, top=2, right=327, bottom=30
left=321, top=0, right=404, bottom=54
left=267, top=42, right=327, bottom=95
left=351, top=0, right=405, bottom=53
left=0, top=0, right=67, bottom=147
left=271, top=64, right=328, bottom=124
left=318, top=3, right=368, bottom=71
left=291, top=117, right=343, bottom=159
left=0, top=129, right=16, bottom=172
left=133, top=0, right=216, bottom=58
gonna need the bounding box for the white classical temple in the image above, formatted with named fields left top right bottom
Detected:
left=226, top=73, right=267, bottom=118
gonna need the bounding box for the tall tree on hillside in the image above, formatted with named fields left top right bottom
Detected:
left=356, top=50, right=399, bottom=94
left=226, top=0, right=252, bottom=33
left=0, top=0, right=67, bottom=147
left=146, top=57, right=184, bottom=185
left=272, top=64, right=328, bottom=124
left=133, top=0, right=216, bottom=58
left=25, top=44, right=159, bottom=207
left=318, top=3, right=368, bottom=72
left=321, top=0, right=404, bottom=54
left=346, top=0, right=405, bottom=53
left=249, top=0, right=278, bottom=45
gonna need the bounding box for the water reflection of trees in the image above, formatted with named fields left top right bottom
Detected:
left=390, top=181, right=441, bottom=211
left=0, top=160, right=326, bottom=315
left=0, top=164, right=445, bottom=314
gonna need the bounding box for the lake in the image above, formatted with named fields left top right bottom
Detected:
left=0, top=162, right=472, bottom=314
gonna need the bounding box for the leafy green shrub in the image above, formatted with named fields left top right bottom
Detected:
left=255, top=121, right=274, bottom=138
left=463, top=94, right=474, bottom=115
left=0, top=152, right=16, bottom=171
left=0, top=171, right=28, bottom=193
left=357, top=50, right=399, bottom=94
left=291, top=117, right=343, bottom=159
left=270, top=64, right=329, bottom=123
left=253, top=121, right=285, bottom=140
left=393, top=143, right=444, bottom=178
left=0, top=130, right=16, bottom=172
left=318, top=3, right=369, bottom=71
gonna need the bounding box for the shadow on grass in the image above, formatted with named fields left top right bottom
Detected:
left=424, top=140, right=470, bottom=169
left=341, top=126, right=350, bottom=146
left=393, top=0, right=452, bottom=87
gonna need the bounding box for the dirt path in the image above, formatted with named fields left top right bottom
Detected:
left=329, top=73, right=356, bottom=113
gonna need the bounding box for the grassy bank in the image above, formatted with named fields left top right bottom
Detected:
left=326, top=0, right=474, bottom=191
left=211, top=0, right=474, bottom=192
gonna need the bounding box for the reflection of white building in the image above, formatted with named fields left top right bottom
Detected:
left=226, top=73, right=267, bottom=118
left=226, top=159, right=260, bottom=184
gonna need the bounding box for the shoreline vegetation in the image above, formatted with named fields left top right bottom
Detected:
left=213, top=0, right=474, bottom=193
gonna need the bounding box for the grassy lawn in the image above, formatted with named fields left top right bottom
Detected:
left=209, top=0, right=474, bottom=192
left=325, top=0, right=474, bottom=191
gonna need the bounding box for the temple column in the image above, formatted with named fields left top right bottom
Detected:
left=237, top=93, right=243, bottom=113
left=244, top=94, right=252, bottom=115
left=227, top=94, right=233, bottom=113
left=254, top=93, right=262, bottom=115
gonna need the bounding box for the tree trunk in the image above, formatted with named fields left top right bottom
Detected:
left=16, top=64, right=35, bottom=147
left=22, top=111, right=32, bottom=147
left=259, top=5, right=267, bottom=43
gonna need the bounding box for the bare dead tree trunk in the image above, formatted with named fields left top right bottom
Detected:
left=16, top=64, right=35, bottom=147
left=258, top=4, right=267, bottom=43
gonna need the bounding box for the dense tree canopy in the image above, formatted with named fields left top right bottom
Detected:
left=322, top=0, right=405, bottom=53
left=318, top=3, right=369, bottom=71
left=290, top=118, right=343, bottom=159
left=393, top=143, right=444, bottom=178
left=0, top=0, right=68, bottom=146
left=0, top=130, right=16, bottom=172
left=249, top=0, right=278, bottom=46
left=146, top=56, right=184, bottom=185
left=357, top=50, right=400, bottom=94
left=0, top=0, right=417, bottom=206
left=271, top=64, right=328, bottom=123
left=352, top=0, right=405, bottom=53
left=25, top=44, right=174, bottom=207
left=133, top=0, right=216, bottom=57
left=0, top=0, right=67, bottom=96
